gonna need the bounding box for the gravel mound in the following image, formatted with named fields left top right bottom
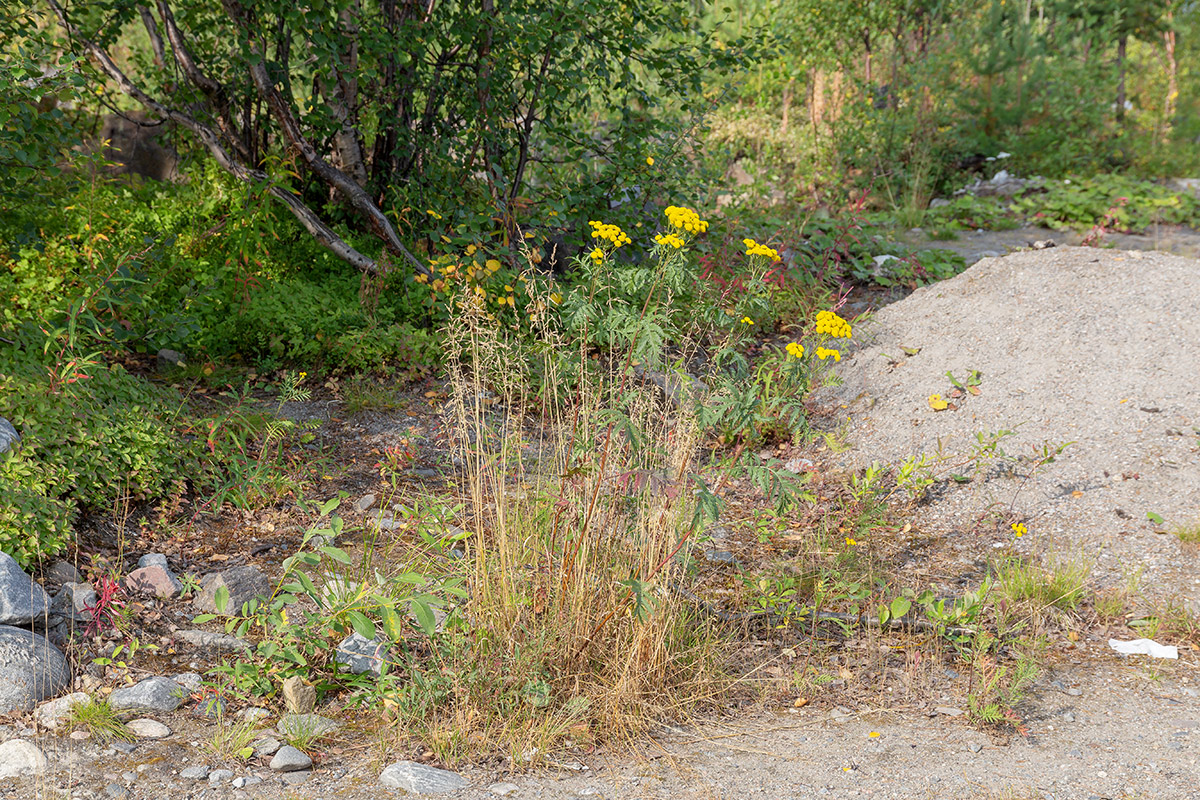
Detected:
left=817, top=246, right=1200, bottom=600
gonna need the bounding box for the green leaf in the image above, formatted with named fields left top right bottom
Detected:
left=379, top=605, right=405, bottom=641
left=410, top=598, right=437, bottom=636
left=878, top=604, right=890, bottom=627
left=214, top=585, right=230, bottom=614
left=890, top=597, right=912, bottom=620
left=319, top=545, right=352, bottom=564
left=1147, top=511, right=1164, bottom=525
left=346, top=610, right=376, bottom=640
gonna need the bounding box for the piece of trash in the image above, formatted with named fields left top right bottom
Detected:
left=1108, top=638, right=1178, bottom=659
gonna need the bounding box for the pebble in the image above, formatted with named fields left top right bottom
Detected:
left=127, top=718, right=171, bottom=738
left=253, top=735, right=282, bottom=756
left=111, top=741, right=137, bottom=754
left=270, top=745, right=313, bottom=772
left=490, top=782, right=521, bottom=796
left=208, top=768, right=234, bottom=785
left=968, top=742, right=983, bottom=753
left=109, top=676, right=187, bottom=712
left=935, top=706, right=964, bottom=717
left=1066, top=688, right=1083, bottom=697
left=1062, top=711, right=1076, bottom=723
left=180, top=765, right=210, bottom=780
left=240, top=706, right=272, bottom=722
left=282, top=770, right=311, bottom=785
left=104, top=783, right=127, bottom=798
left=233, top=775, right=263, bottom=788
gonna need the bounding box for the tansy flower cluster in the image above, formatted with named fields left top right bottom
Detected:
left=1011, top=522, right=1027, bottom=538
left=589, top=220, right=631, bottom=247
left=654, top=233, right=686, bottom=249
left=815, top=309, right=852, bottom=339
left=664, top=205, right=709, bottom=234
left=742, top=238, right=779, bottom=260
left=785, top=341, right=805, bottom=359
left=816, top=347, right=841, bottom=362
left=589, top=247, right=605, bottom=263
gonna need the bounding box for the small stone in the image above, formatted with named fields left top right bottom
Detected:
left=208, top=768, right=234, bottom=785
left=233, top=775, right=264, bottom=788
left=968, top=742, right=983, bottom=753
left=124, top=565, right=183, bottom=599
left=109, top=677, right=187, bottom=712
left=180, top=765, right=210, bottom=780
left=935, top=706, right=964, bottom=717
left=172, top=672, right=204, bottom=692
left=379, top=761, right=470, bottom=793
left=240, top=706, right=271, bottom=723
left=193, top=566, right=270, bottom=616
left=127, top=719, right=171, bottom=739
left=52, top=582, right=95, bottom=621
left=104, top=783, right=128, bottom=798
left=282, top=676, right=316, bottom=713
left=156, top=349, right=186, bottom=371
left=704, top=550, right=737, bottom=565
left=33, top=691, right=90, bottom=732
left=111, top=741, right=137, bottom=754
left=355, top=494, right=377, bottom=512
left=1065, top=687, right=1083, bottom=697
left=0, top=739, right=49, bottom=778
left=282, top=770, right=311, bottom=785
left=277, top=713, right=340, bottom=739
left=175, top=629, right=251, bottom=653
left=1063, top=711, right=1076, bottom=723
left=46, top=561, right=82, bottom=586
left=252, top=736, right=281, bottom=756
left=192, top=694, right=226, bottom=718
left=335, top=632, right=396, bottom=676
left=490, top=782, right=521, bottom=796
left=270, top=745, right=313, bottom=772
left=137, top=554, right=169, bottom=569
left=70, top=730, right=90, bottom=741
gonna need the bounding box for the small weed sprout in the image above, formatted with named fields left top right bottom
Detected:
left=67, top=697, right=132, bottom=743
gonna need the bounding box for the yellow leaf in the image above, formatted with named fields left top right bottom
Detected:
left=928, top=394, right=948, bottom=411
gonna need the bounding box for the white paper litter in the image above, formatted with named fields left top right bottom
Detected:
left=1108, top=638, right=1178, bottom=659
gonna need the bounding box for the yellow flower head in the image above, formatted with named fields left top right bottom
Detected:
left=785, top=341, right=805, bottom=359
left=664, top=205, right=709, bottom=235
left=815, top=309, right=852, bottom=339
left=740, top=316, right=754, bottom=325
left=646, top=156, right=655, bottom=166
left=653, top=233, right=685, bottom=249
left=845, top=537, right=858, bottom=546
left=816, top=347, right=841, bottom=362
left=298, top=371, right=307, bottom=380
left=1011, top=522, right=1027, bottom=538
left=742, top=237, right=780, bottom=261
left=588, top=220, right=631, bottom=247
left=589, top=247, right=605, bottom=263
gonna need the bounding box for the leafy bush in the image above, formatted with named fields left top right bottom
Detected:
left=1016, top=175, right=1200, bottom=232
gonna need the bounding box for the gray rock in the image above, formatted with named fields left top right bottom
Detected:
left=156, top=349, right=186, bottom=371
left=45, top=561, right=81, bottom=586
left=194, top=566, right=270, bottom=615
left=124, top=565, right=183, bottom=599
left=270, top=745, right=313, bottom=772
left=175, top=629, right=250, bottom=652
left=208, top=768, right=234, bottom=785
left=277, top=713, right=340, bottom=739
left=968, top=742, right=983, bottom=753
left=52, top=581, right=95, bottom=622
left=335, top=632, right=395, bottom=676
left=104, top=782, right=128, bottom=798
left=111, top=741, right=137, bottom=754
left=127, top=718, right=171, bottom=738
left=354, top=493, right=377, bottom=512
left=0, top=626, right=72, bottom=712
left=252, top=735, right=281, bottom=757
left=935, top=706, right=964, bottom=717
left=0, top=418, right=18, bottom=454
left=0, top=739, right=48, bottom=778
left=233, top=775, right=263, bottom=788
left=109, top=676, right=187, bottom=712
left=172, top=672, right=204, bottom=692
left=0, top=553, right=52, bottom=626
left=239, top=706, right=271, bottom=723
left=33, top=691, right=90, bottom=731
left=1066, top=687, right=1083, bottom=697
left=490, top=782, right=521, bottom=796
left=137, top=553, right=169, bottom=569
left=704, top=550, right=738, bottom=565
left=380, top=761, right=470, bottom=793
left=192, top=694, right=225, bottom=718
left=282, top=675, right=316, bottom=713
left=180, top=765, right=210, bottom=780
left=282, top=771, right=311, bottom=785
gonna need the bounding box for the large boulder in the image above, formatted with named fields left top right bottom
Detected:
left=109, top=676, right=188, bottom=712
left=379, top=761, right=469, bottom=793
left=0, top=553, right=52, bottom=626
left=0, top=626, right=72, bottom=713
